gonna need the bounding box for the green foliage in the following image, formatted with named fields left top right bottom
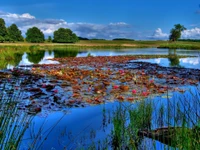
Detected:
left=26, top=27, right=45, bottom=43
left=158, top=42, right=200, bottom=50
left=47, top=36, right=52, bottom=43
left=0, top=36, right=4, bottom=43
left=112, top=38, right=135, bottom=41
left=27, top=50, right=45, bottom=64
left=54, top=49, right=78, bottom=58
left=53, top=28, right=79, bottom=43
left=111, top=101, right=153, bottom=149
left=169, top=24, right=186, bottom=42
left=0, top=18, right=8, bottom=38
left=90, top=38, right=106, bottom=40
left=168, top=55, right=180, bottom=67
left=7, top=24, right=24, bottom=42
left=78, top=36, right=89, bottom=40
left=4, top=35, right=12, bottom=42
left=178, top=39, right=200, bottom=42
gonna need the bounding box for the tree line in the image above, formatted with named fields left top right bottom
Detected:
left=0, top=18, right=79, bottom=43
left=0, top=17, right=187, bottom=43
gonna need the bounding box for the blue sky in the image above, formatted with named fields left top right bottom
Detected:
left=0, top=0, right=200, bottom=39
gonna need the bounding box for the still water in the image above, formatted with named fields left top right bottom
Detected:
left=1, top=48, right=199, bottom=149
left=5, top=48, right=200, bottom=70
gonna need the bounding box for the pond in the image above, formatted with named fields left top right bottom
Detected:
left=2, top=48, right=200, bottom=70
left=0, top=48, right=199, bottom=149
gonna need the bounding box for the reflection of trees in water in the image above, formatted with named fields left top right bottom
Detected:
left=53, top=49, right=78, bottom=58
left=13, top=53, right=23, bottom=65
left=168, top=49, right=177, bottom=55
left=168, top=56, right=180, bottom=67
left=27, top=51, right=45, bottom=64
left=26, top=49, right=78, bottom=64
left=0, top=61, right=7, bottom=69
left=168, top=49, right=180, bottom=67
left=0, top=52, right=23, bottom=69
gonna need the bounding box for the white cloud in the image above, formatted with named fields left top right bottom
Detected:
left=0, top=10, right=134, bottom=39
left=148, top=28, right=168, bottom=40
left=155, top=58, right=161, bottom=64
left=0, top=11, right=35, bottom=24
left=181, top=27, right=200, bottom=39
left=109, top=22, right=129, bottom=26
left=180, top=58, right=199, bottom=65
left=21, top=13, right=35, bottom=19
left=3, top=12, right=35, bottom=19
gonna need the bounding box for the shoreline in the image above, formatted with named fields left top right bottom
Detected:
left=0, top=40, right=200, bottom=50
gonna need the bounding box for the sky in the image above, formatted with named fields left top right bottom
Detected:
left=0, top=0, right=200, bottom=40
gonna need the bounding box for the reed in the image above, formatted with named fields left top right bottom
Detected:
left=0, top=81, right=33, bottom=150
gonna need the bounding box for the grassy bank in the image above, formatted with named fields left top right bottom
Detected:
left=0, top=40, right=200, bottom=50
left=158, top=41, right=200, bottom=50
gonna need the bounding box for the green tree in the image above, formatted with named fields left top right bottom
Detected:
left=4, top=35, right=11, bottom=42
left=53, top=28, right=79, bottom=43
left=169, top=24, right=186, bottom=42
left=7, top=24, right=24, bottom=42
left=26, top=27, right=45, bottom=43
left=0, top=18, right=7, bottom=38
left=47, top=36, right=52, bottom=43
left=0, top=36, right=4, bottom=43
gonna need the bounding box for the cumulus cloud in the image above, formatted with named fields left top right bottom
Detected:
left=0, top=10, right=134, bottom=39
left=181, top=27, right=200, bottom=39
left=0, top=11, right=35, bottom=24
left=148, top=28, right=168, bottom=40
left=180, top=58, right=199, bottom=65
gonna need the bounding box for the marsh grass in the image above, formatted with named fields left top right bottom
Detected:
left=0, top=77, right=68, bottom=150
left=0, top=82, right=33, bottom=150
left=84, top=84, right=200, bottom=149
left=158, top=42, right=200, bottom=50
left=0, top=50, right=24, bottom=69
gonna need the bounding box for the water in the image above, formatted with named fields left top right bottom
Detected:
left=1, top=48, right=200, bottom=149
left=4, top=48, right=200, bottom=70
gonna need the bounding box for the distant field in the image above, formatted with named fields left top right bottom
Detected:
left=0, top=40, right=200, bottom=50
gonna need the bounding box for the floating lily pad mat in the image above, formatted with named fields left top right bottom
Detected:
left=1, top=55, right=199, bottom=114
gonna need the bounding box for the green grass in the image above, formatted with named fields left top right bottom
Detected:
left=0, top=82, right=33, bottom=150
left=158, top=41, right=200, bottom=50
left=83, top=85, right=200, bottom=149
left=1, top=40, right=200, bottom=50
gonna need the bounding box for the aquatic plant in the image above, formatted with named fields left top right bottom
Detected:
left=0, top=81, right=32, bottom=150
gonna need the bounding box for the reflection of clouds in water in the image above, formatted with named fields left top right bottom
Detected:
left=77, top=51, right=132, bottom=57
left=154, top=58, right=161, bottom=64
left=7, top=64, right=14, bottom=69
left=180, top=58, right=199, bottom=65
left=39, top=51, right=59, bottom=64
left=17, top=51, right=59, bottom=66
left=39, top=60, right=59, bottom=64
left=44, top=51, right=54, bottom=59
left=18, top=53, right=33, bottom=66
left=77, top=52, right=89, bottom=57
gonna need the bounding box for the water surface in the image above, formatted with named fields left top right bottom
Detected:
left=1, top=48, right=199, bottom=149
left=4, top=48, right=200, bottom=70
